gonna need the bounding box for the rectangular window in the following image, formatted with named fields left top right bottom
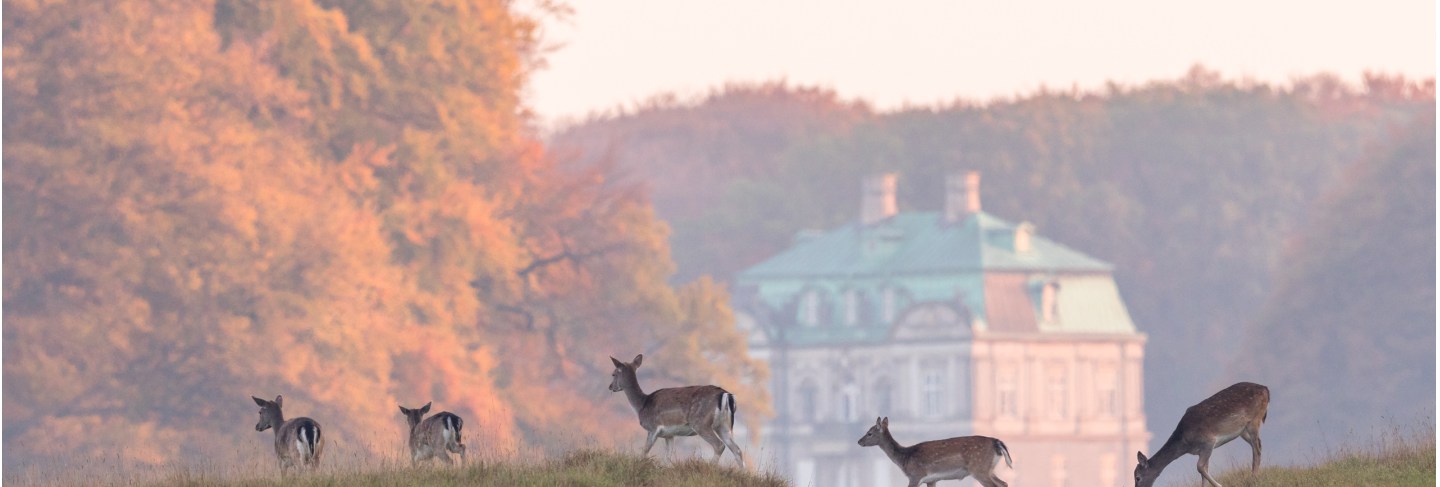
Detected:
left=1047, top=367, right=1068, bottom=418
left=922, top=370, right=943, bottom=417
left=1097, top=365, right=1119, bottom=417
left=997, top=367, right=1019, bottom=417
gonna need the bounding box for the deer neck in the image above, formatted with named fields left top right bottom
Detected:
left=1143, top=435, right=1187, bottom=477
left=876, top=429, right=912, bottom=467
left=266, top=411, right=286, bottom=437
left=619, top=369, right=649, bottom=412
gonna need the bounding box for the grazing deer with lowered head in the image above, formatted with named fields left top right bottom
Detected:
left=1134, top=382, right=1270, bottom=487
left=251, top=395, right=324, bottom=473
left=608, top=354, right=744, bottom=467
left=398, top=402, right=466, bottom=465
left=858, top=416, right=1012, bottom=487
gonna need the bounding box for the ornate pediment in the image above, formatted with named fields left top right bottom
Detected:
left=892, top=302, right=972, bottom=340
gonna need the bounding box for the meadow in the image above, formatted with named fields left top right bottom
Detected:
left=6, top=424, right=1431, bottom=487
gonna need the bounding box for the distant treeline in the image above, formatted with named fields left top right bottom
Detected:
left=550, top=71, right=1435, bottom=461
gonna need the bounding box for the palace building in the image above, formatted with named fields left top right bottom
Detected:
left=732, top=172, right=1150, bottom=487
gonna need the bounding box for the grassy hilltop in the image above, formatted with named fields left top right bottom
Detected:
left=1211, top=444, right=1435, bottom=487
left=58, top=450, right=787, bottom=487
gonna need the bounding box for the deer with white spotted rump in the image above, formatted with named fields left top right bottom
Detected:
left=858, top=416, right=1012, bottom=487
left=608, top=354, right=745, bottom=467
left=1134, top=382, right=1270, bottom=487
left=251, top=395, right=324, bottom=473
left=398, top=402, right=467, bottom=465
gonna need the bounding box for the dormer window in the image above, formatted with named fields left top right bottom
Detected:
left=843, top=289, right=861, bottom=326
left=799, top=291, right=821, bottom=327
left=881, top=287, right=897, bottom=323
left=1030, top=277, right=1061, bottom=324
left=1041, top=280, right=1060, bottom=323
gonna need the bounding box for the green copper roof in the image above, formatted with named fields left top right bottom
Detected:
left=738, top=211, right=1112, bottom=280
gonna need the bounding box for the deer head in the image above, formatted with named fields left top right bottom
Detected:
left=608, top=354, right=643, bottom=392
left=252, top=395, right=284, bottom=432
left=857, top=416, right=890, bottom=447
left=398, top=402, right=433, bottom=428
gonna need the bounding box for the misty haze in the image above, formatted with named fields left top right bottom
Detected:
left=4, top=1, right=1434, bottom=487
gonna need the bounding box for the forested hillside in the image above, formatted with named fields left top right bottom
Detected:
left=1229, top=107, right=1435, bottom=458
left=3, top=0, right=768, bottom=471
left=550, top=69, right=1434, bottom=461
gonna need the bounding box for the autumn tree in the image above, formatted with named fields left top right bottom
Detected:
left=3, top=0, right=768, bottom=472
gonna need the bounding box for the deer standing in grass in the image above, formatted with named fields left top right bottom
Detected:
left=608, top=354, right=745, bottom=467
left=857, top=416, right=1012, bottom=487
left=398, top=402, right=467, bottom=465
left=1134, top=382, right=1270, bottom=487
left=251, top=395, right=324, bottom=473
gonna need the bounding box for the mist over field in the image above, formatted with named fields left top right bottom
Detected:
left=550, top=75, right=1435, bottom=466
left=3, top=0, right=1434, bottom=484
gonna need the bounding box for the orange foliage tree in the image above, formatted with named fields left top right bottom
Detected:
left=3, top=0, right=768, bottom=471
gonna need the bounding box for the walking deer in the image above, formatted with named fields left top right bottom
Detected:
left=857, top=416, right=1012, bottom=487
left=1134, top=382, right=1270, bottom=487
left=251, top=395, right=324, bottom=473
left=608, top=354, right=745, bottom=467
left=398, top=402, right=467, bottom=465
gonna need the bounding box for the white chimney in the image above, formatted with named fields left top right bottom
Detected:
left=860, top=173, right=898, bottom=225
left=945, top=171, right=982, bottom=221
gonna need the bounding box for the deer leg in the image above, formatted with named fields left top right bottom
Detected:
left=451, top=443, right=467, bottom=466
left=719, top=431, right=745, bottom=467
left=712, top=416, right=746, bottom=467
left=980, top=473, right=1009, bottom=487
left=696, top=428, right=727, bottom=463
left=437, top=449, right=454, bottom=465
left=641, top=430, right=660, bottom=456
left=1242, top=427, right=1263, bottom=473
left=1197, top=449, right=1222, bottom=487
left=663, top=437, right=674, bottom=460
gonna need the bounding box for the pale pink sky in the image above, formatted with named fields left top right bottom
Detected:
left=525, top=0, right=1435, bottom=126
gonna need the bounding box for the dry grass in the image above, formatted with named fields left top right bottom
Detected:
left=1163, top=423, right=1436, bottom=487
left=4, top=449, right=786, bottom=487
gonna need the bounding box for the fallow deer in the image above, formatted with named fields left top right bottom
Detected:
left=608, top=354, right=745, bottom=467
left=251, top=395, right=324, bottom=473
left=398, top=402, right=467, bottom=465
left=1134, top=381, right=1270, bottom=487
left=857, top=416, right=1012, bottom=487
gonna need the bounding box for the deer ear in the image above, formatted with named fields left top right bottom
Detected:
left=399, top=405, right=409, bottom=415
left=611, top=356, right=625, bottom=368
left=253, top=396, right=268, bottom=407
left=419, top=402, right=432, bottom=414
left=274, top=395, right=283, bottom=407
left=874, top=416, right=882, bottom=425
left=1136, top=451, right=1148, bottom=466
left=632, top=354, right=644, bottom=367
left=881, top=417, right=889, bottom=428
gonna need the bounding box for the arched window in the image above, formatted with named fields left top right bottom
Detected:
left=796, top=378, right=819, bottom=422
left=872, top=377, right=894, bottom=417
left=840, top=381, right=860, bottom=423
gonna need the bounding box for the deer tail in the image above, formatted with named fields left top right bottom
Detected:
left=297, top=422, right=320, bottom=460
left=718, top=392, right=737, bottom=429
left=994, top=438, right=1013, bottom=468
